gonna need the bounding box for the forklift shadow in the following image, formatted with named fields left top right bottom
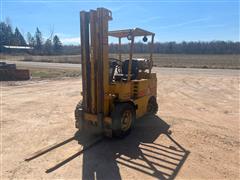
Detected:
left=78, top=115, right=190, bottom=180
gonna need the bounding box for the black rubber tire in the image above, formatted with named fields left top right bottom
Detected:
left=147, top=96, right=158, bottom=115
left=111, top=103, right=136, bottom=138
left=75, top=101, right=84, bottom=130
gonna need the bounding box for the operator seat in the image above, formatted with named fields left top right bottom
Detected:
left=122, top=59, right=139, bottom=80
left=114, top=59, right=140, bottom=82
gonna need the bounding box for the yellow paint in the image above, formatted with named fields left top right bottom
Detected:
left=134, top=96, right=150, bottom=118
left=109, top=82, right=132, bottom=101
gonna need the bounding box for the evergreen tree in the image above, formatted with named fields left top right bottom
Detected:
left=0, top=22, right=6, bottom=52
left=53, top=35, right=62, bottom=54
left=0, top=22, right=14, bottom=52
left=44, top=38, right=52, bottom=55
left=34, top=27, right=43, bottom=51
left=26, top=32, right=35, bottom=46
left=0, top=22, right=14, bottom=46
left=13, top=27, right=26, bottom=46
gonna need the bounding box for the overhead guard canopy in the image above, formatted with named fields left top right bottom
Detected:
left=108, top=28, right=155, bottom=38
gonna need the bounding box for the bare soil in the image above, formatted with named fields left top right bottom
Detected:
left=1, top=68, right=239, bottom=179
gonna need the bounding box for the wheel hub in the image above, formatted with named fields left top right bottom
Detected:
left=121, top=110, right=132, bottom=131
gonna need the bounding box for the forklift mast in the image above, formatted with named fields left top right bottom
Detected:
left=80, top=8, right=112, bottom=124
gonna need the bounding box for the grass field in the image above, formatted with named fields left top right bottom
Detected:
left=1, top=54, right=239, bottom=69
left=17, top=67, right=80, bottom=79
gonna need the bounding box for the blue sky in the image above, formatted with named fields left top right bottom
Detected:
left=1, top=0, right=239, bottom=44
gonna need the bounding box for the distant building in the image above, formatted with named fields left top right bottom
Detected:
left=3, top=45, right=33, bottom=50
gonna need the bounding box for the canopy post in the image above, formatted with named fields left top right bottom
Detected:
left=149, top=34, right=154, bottom=74
left=128, top=36, right=134, bottom=81
left=118, top=37, right=121, bottom=61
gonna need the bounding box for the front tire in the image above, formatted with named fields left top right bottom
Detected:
left=75, top=101, right=84, bottom=130
left=111, top=103, right=135, bottom=138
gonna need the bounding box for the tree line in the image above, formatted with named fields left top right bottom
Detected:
left=0, top=20, right=239, bottom=55
left=60, top=41, right=240, bottom=55
left=0, top=21, right=62, bottom=55
left=109, top=41, right=240, bottom=54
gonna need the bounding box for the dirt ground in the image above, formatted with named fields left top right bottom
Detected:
left=1, top=68, right=239, bottom=179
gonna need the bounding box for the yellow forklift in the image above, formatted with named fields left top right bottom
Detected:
left=75, top=8, right=158, bottom=137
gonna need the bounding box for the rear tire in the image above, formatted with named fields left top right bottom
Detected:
left=111, top=103, right=135, bottom=138
left=147, top=96, right=158, bottom=115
